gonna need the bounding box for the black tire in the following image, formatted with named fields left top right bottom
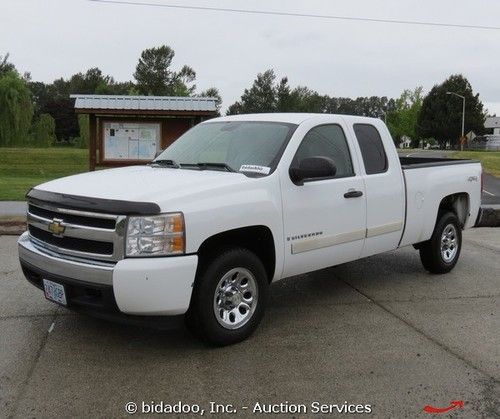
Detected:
left=186, top=247, right=269, bottom=346
left=419, top=211, right=462, bottom=274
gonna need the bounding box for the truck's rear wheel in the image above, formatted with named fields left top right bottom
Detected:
left=419, top=211, right=462, bottom=274
left=186, top=248, right=268, bottom=346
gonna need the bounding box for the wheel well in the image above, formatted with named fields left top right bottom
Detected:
left=437, top=193, right=470, bottom=229
left=197, top=226, right=276, bottom=282
left=413, top=192, right=470, bottom=250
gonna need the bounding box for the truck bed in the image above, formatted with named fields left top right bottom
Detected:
left=398, top=156, right=482, bottom=248
left=399, top=156, right=479, bottom=170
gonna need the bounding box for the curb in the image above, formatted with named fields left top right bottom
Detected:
left=0, top=217, right=27, bottom=236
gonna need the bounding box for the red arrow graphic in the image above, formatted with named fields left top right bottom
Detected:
left=423, top=400, right=464, bottom=414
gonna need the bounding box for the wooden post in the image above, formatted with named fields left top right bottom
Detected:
left=89, top=114, right=96, bottom=171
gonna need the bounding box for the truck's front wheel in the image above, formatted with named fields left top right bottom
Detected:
left=419, top=211, right=462, bottom=274
left=187, top=248, right=268, bottom=346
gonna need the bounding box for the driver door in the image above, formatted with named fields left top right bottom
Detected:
left=280, top=123, right=367, bottom=278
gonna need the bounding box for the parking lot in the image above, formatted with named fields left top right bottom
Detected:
left=1, top=229, right=499, bottom=418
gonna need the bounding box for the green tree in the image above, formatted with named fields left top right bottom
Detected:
left=28, top=67, right=132, bottom=143
left=0, top=53, right=17, bottom=77
left=0, top=71, right=33, bottom=146
left=417, top=74, right=486, bottom=148
left=65, top=67, right=134, bottom=95
left=227, top=70, right=396, bottom=117
left=276, top=78, right=327, bottom=113
left=198, top=87, right=222, bottom=115
left=227, top=70, right=326, bottom=115
left=288, top=86, right=327, bottom=113
left=29, top=81, right=50, bottom=116
left=67, top=67, right=112, bottom=94
left=133, top=45, right=196, bottom=96
left=228, top=70, right=277, bottom=114
left=324, top=96, right=395, bottom=118
left=386, top=87, right=423, bottom=146
left=31, top=113, right=56, bottom=147
left=275, top=77, right=292, bottom=111
left=77, top=114, right=89, bottom=148
left=42, top=96, right=79, bottom=143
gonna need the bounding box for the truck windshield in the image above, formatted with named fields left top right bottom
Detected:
left=154, top=121, right=297, bottom=175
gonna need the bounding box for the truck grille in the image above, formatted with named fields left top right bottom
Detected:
left=28, top=204, right=116, bottom=230
left=28, top=225, right=114, bottom=255
left=27, top=201, right=126, bottom=262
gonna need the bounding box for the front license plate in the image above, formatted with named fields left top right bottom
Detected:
left=43, top=279, right=67, bottom=306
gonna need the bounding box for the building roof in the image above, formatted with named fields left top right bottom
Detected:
left=485, top=116, right=500, bottom=128
left=70, top=94, right=218, bottom=113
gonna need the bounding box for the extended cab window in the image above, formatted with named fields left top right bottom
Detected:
left=353, top=124, right=388, bottom=174
left=292, top=124, right=354, bottom=178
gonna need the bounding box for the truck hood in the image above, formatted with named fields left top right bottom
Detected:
left=35, top=165, right=251, bottom=208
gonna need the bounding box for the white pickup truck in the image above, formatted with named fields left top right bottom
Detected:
left=19, top=113, right=482, bottom=345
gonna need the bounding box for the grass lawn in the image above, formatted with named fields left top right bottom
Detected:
left=0, top=148, right=88, bottom=200
left=450, top=151, right=500, bottom=177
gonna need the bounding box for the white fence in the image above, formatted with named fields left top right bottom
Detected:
left=468, top=136, right=500, bottom=151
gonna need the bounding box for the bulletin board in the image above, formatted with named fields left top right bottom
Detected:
left=102, top=121, right=161, bottom=161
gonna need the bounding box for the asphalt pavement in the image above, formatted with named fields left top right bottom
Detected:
left=482, top=173, right=500, bottom=205
left=1, top=229, right=499, bottom=418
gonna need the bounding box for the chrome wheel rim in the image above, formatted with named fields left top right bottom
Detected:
left=440, top=224, right=458, bottom=262
left=213, top=267, right=258, bottom=330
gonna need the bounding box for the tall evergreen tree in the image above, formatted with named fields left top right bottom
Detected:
left=133, top=45, right=196, bottom=96
left=228, top=70, right=277, bottom=115
left=417, top=75, right=486, bottom=147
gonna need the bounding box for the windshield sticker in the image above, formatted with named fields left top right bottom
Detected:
left=239, top=165, right=271, bottom=175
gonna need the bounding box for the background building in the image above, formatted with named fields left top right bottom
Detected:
left=72, top=94, right=218, bottom=170
left=485, top=116, right=500, bottom=135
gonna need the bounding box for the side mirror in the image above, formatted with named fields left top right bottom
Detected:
left=289, top=156, right=337, bottom=185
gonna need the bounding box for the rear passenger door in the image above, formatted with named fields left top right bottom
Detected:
left=350, top=122, right=405, bottom=257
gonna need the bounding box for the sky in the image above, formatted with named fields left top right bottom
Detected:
left=1, top=0, right=499, bottom=115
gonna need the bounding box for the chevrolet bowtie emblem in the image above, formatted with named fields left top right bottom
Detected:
left=48, top=219, right=65, bottom=236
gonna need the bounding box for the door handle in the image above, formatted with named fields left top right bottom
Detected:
left=344, top=190, right=363, bottom=198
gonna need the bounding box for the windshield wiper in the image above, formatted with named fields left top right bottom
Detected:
left=150, top=159, right=180, bottom=168
left=182, top=162, right=236, bottom=172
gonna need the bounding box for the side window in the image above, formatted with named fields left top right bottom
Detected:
left=353, top=124, right=388, bottom=174
left=292, top=124, right=354, bottom=178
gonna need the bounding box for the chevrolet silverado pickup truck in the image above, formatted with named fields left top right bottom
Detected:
left=19, top=113, right=482, bottom=345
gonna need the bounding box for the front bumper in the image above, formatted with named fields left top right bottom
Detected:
left=18, top=232, right=198, bottom=325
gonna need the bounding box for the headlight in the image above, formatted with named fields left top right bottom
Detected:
left=125, top=213, right=185, bottom=257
